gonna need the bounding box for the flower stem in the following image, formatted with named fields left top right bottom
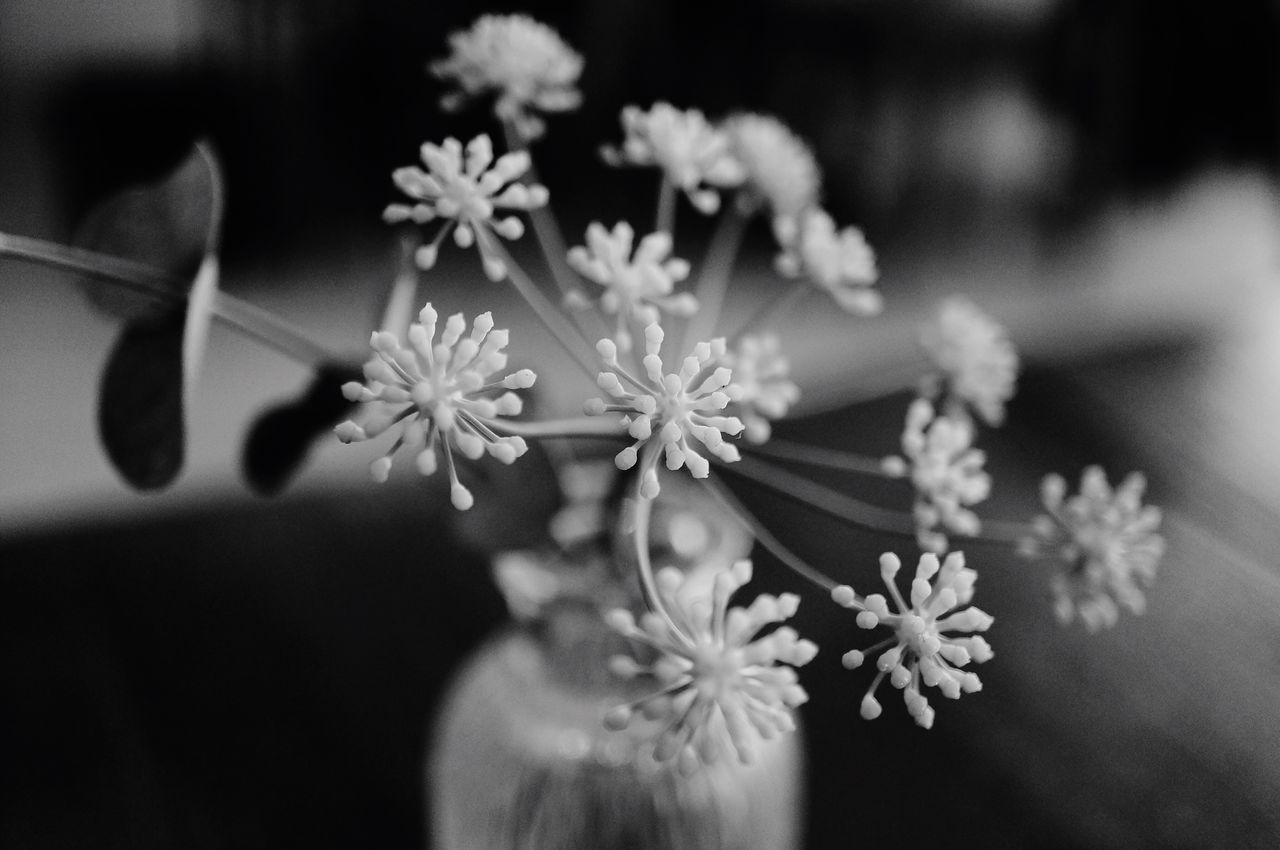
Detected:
left=379, top=233, right=420, bottom=336
left=0, top=231, right=340, bottom=366
left=655, top=177, right=677, bottom=237
left=682, top=205, right=748, bottom=350
left=499, top=121, right=579, bottom=300
left=726, top=281, right=808, bottom=347
left=722, top=453, right=918, bottom=539
left=701, top=478, right=841, bottom=594
left=491, top=416, right=626, bottom=439
left=742, top=439, right=889, bottom=477
left=487, top=240, right=599, bottom=381
left=631, top=463, right=694, bottom=647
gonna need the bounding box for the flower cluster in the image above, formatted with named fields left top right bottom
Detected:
left=721, top=334, right=800, bottom=445
left=920, top=296, right=1019, bottom=427
left=833, top=552, right=993, bottom=729
left=335, top=304, right=535, bottom=510
left=605, top=559, right=818, bottom=771
left=584, top=323, right=743, bottom=498
left=384, top=134, right=548, bottom=281
left=722, top=112, right=821, bottom=225
left=602, top=103, right=746, bottom=216
left=883, top=399, right=990, bottom=553
left=565, top=221, right=697, bottom=351
left=1021, top=467, right=1165, bottom=631
left=430, top=14, right=583, bottom=141
left=775, top=209, right=881, bottom=315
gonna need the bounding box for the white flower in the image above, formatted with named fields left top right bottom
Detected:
left=722, top=334, right=800, bottom=444
left=920, top=296, right=1018, bottom=427
left=722, top=113, right=821, bottom=223
left=565, top=221, right=697, bottom=351
left=383, top=134, right=548, bottom=281
left=832, top=551, right=993, bottom=730
left=1020, top=467, right=1165, bottom=631
left=605, top=559, right=818, bottom=771
left=335, top=304, right=535, bottom=510
left=882, top=399, right=990, bottom=553
left=429, top=14, right=583, bottom=141
left=601, top=103, right=746, bottom=216
left=584, top=323, right=743, bottom=499
left=775, top=208, right=881, bottom=315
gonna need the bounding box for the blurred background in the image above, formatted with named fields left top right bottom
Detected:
left=2, top=0, right=1280, bottom=847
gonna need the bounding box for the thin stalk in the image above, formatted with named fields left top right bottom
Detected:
left=682, top=206, right=748, bottom=350
left=487, top=241, right=599, bottom=381
left=499, top=120, right=579, bottom=301
left=723, top=453, right=918, bottom=538
left=742, top=439, right=889, bottom=477
left=701, top=478, right=840, bottom=593
left=379, top=233, right=420, bottom=336
left=0, top=231, right=339, bottom=366
left=631, top=465, right=694, bottom=647
left=726, top=282, right=807, bottom=347
left=490, top=416, right=627, bottom=439
left=655, top=177, right=677, bottom=237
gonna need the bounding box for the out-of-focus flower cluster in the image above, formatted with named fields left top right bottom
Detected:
left=1021, top=467, right=1165, bottom=631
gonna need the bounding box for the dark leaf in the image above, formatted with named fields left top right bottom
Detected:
left=86, top=142, right=225, bottom=491
left=74, top=143, right=223, bottom=322
left=242, top=364, right=363, bottom=496
left=97, top=316, right=186, bottom=490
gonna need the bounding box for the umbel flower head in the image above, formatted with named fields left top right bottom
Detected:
left=430, top=14, right=583, bottom=141
left=920, top=296, right=1019, bottom=427
left=584, top=323, right=743, bottom=499
left=775, top=208, right=881, bottom=315
left=384, top=134, right=548, bottom=281
left=605, top=559, right=818, bottom=772
left=883, top=399, right=991, bottom=553
left=721, top=334, right=800, bottom=445
left=1020, top=467, right=1165, bottom=631
left=832, top=551, right=993, bottom=730
left=601, top=103, right=746, bottom=216
left=335, top=304, right=535, bottom=510
left=722, top=112, right=821, bottom=224
left=565, top=221, right=697, bottom=351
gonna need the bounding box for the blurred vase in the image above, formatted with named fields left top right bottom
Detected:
left=428, top=615, right=804, bottom=849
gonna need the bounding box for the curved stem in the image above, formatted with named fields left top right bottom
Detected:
left=701, top=478, right=840, bottom=594
left=742, top=439, right=889, bottom=477
left=682, top=206, right=748, bottom=350
left=487, top=240, right=599, bottom=381
left=655, top=177, right=677, bottom=237
left=631, top=464, right=693, bottom=646
left=0, top=231, right=340, bottom=366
